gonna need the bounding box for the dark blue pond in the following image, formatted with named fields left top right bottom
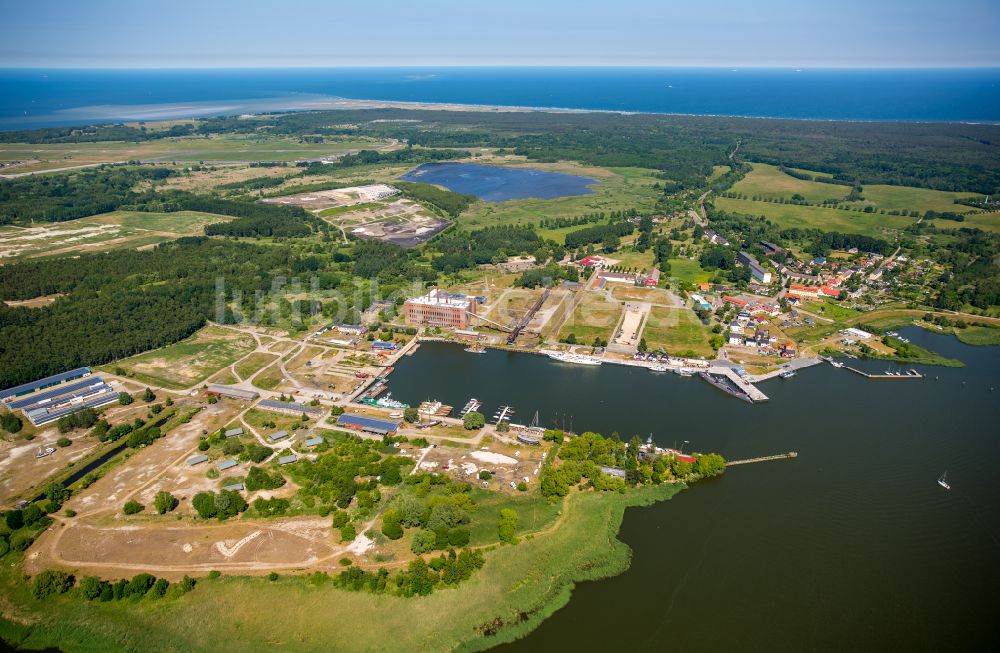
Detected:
left=398, top=162, right=597, bottom=202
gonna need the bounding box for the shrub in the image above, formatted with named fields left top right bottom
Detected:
left=410, top=529, right=437, bottom=554
left=141, top=388, right=156, bottom=402
left=207, top=570, right=221, bottom=580
left=1, top=412, right=23, bottom=434
left=192, top=492, right=218, bottom=519
left=80, top=576, right=105, bottom=600
left=32, top=570, right=75, bottom=599
left=122, top=500, right=144, bottom=515
left=0, top=537, right=9, bottom=558
left=222, top=439, right=244, bottom=456
left=22, top=505, right=43, bottom=526
left=213, top=490, right=248, bottom=520
left=154, top=491, right=177, bottom=515
left=252, top=497, right=290, bottom=516
left=5, top=510, right=24, bottom=531
left=463, top=411, right=485, bottom=430
left=448, top=527, right=471, bottom=547
left=246, top=444, right=272, bottom=463
left=65, top=509, right=77, bottom=517
left=118, top=392, right=134, bottom=406
left=197, top=440, right=210, bottom=452
left=125, top=573, right=155, bottom=597
left=11, top=531, right=34, bottom=552
left=517, top=481, right=528, bottom=492
left=151, top=578, right=170, bottom=598
left=339, top=523, right=357, bottom=542
left=498, top=508, right=518, bottom=544
left=56, top=437, right=72, bottom=448
left=268, top=572, right=279, bottom=581
left=339, top=558, right=353, bottom=567
left=179, top=575, right=196, bottom=593
left=381, top=510, right=404, bottom=540
left=478, top=470, right=491, bottom=481
left=245, top=466, right=285, bottom=492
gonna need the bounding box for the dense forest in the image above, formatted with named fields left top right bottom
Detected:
left=248, top=109, right=1000, bottom=193
left=431, top=226, right=542, bottom=272
left=297, top=147, right=467, bottom=176
left=0, top=166, right=175, bottom=224
left=0, top=239, right=292, bottom=387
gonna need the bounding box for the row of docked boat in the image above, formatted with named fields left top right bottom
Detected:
left=543, top=350, right=602, bottom=366
left=460, top=398, right=482, bottom=415
left=634, top=352, right=671, bottom=363
left=884, top=369, right=922, bottom=377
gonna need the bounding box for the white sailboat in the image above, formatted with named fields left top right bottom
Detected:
left=937, top=472, right=951, bottom=490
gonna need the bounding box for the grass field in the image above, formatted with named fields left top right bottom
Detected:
left=730, top=163, right=850, bottom=204
left=725, top=163, right=984, bottom=227
left=252, top=364, right=285, bottom=391
left=0, top=483, right=684, bottom=653
left=459, top=165, right=661, bottom=231
left=233, top=353, right=278, bottom=381
left=0, top=211, right=231, bottom=260
left=715, top=196, right=914, bottom=237
left=609, top=285, right=673, bottom=304
left=557, top=292, right=623, bottom=344
left=608, top=248, right=656, bottom=270
left=848, top=185, right=982, bottom=215
left=953, top=325, right=1000, bottom=346
left=243, top=407, right=311, bottom=435
left=0, top=134, right=386, bottom=173
left=104, top=326, right=256, bottom=389
left=666, top=258, right=712, bottom=284
left=957, top=211, right=1000, bottom=233
left=641, top=306, right=715, bottom=357
left=802, top=300, right=863, bottom=321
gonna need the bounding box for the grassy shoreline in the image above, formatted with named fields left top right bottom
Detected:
left=0, top=483, right=685, bottom=653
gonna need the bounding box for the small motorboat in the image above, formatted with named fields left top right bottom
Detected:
left=35, top=446, right=56, bottom=459
left=937, top=472, right=951, bottom=490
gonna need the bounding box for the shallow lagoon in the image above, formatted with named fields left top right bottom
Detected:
left=388, top=331, right=1000, bottom=651
left=398, top=162, right=596, bottom=202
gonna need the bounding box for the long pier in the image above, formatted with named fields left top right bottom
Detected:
left=846, top=366, right=923, bottom=379
left=728, top=452, right=798, bottom=466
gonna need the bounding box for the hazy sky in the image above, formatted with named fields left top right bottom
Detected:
left=2, top=0, right=998, bottom=68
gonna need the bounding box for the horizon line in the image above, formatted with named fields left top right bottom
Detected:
left=2, top=64, right=999, bottom=71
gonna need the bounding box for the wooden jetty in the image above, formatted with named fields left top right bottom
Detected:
left=728, top=452, right=798, bottom=466
left=846, top=366, right=923, bottom=380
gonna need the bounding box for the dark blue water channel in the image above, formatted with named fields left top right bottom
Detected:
left=385, top=327, right=1000, bottom=651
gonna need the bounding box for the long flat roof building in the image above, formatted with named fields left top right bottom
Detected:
left=20, top=380, right=118, bottom=426
left=336, top=413, right=400, bottom=435
left=267, top=430, right=290, bottom=442
left=257, top=398, right=325, bottom=417
left=1, top=367, right=93, bottom=402
left=7, top=378, right=105, bottom=411
left=206, top=384, right=259, bottom=401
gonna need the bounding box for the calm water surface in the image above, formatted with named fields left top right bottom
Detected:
left=3, top=68, right=999, bottom=129
left=398, top=162, right=596, bottom=202
left=386, top=328, right=1000, bottom=651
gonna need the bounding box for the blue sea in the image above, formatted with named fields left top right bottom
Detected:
left=1, top=67, right=999, bottom=130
